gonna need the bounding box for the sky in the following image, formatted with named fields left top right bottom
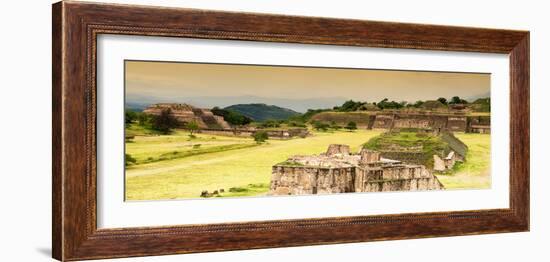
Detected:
left=125, top=60, right=490, bottom=113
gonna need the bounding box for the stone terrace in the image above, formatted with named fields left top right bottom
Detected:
left=270, top=144, right=444, bottom=196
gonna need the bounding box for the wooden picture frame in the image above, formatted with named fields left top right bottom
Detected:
left=52, top=1, right=529, bottom=261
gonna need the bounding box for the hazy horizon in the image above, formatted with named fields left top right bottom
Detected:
left=125, top=60, right=490, bottom=113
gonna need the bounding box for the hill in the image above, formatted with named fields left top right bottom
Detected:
left=224, top=103, right=299, bottom=121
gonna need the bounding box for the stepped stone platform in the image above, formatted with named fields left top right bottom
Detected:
left=270, top=144, right=444, bottom=196
left=143, top=103, right=230, bottom=129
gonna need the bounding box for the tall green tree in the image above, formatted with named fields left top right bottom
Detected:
left=449, top=96, right=468, bottom=104
left=185, top=121, right=199, bottom=135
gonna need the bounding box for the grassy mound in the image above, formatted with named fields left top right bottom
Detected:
left=363, top=131, right=453, bottom=168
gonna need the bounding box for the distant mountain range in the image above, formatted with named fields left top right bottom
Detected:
left=125, top=94, right=348, bottom=113
left=224, top=104, right=300, bottom=121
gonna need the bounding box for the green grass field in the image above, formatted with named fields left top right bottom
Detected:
left=125, top=129, right=383, bottom=200
left=435, top=133, right=491, bottom=189
left=125, top=128, right=491, bottom=200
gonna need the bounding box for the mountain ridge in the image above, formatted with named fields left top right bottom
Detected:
left=224, top=103, right=300, bottom=121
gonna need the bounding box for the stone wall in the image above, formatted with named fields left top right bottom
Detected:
left=326, top=144, right=351, bottom=156
left=309, top=111, right=490, bottom=133
left=199, top=128, right=309, bottom=139
left=358, top=177, right=443, bottom=192
left=377, top=151, right=426, bottom=166
left=310, top=112, right=374, bottom=128
left=447, top=116, right=468, bottom=131
left=370, top=113, right=489, bottom=133
left=440, top=132, right=468, bottom=160
left=269, top=166, right=355, bottom=195
left=467, top=116, right=491, bottom=133
left=355, top=164, right=443, bottom=192
left=372, top=114, right=394, bottom=129
left=270, top=159, right=444, bottom=196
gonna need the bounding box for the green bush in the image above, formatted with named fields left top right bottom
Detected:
left=125, top=154, right=137, bottom=166
left=253, top=131, right=269, bottom=144
left=312, top=120, right=330, bottom=131
left=229, top=187, right=249, bottom=193
left=345, top=121, right=357, bottom=131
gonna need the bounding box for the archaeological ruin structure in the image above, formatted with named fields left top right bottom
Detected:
left=312, top=110, right=491, bottom=134
left=269, top=144, right=444, bottom=196
left=143, top=103, right=231, bottom=129
left=142, top=103, right=309, bottom=139
left=366, top=130, right=468, bottom=172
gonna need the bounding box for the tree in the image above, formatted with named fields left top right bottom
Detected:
left=259, top=119, right=281, bottom=128
left=336, top=100, right=365, bottom=112
left=212, top=107, right=252, bottom=126
left=449, top=96, right=468, bottom=104
left=185, top=121, right=199, bottom=136
left=412, top=100, right=424, bottom=108
left=376, top=98, right=404, bottom=109
left=151, top=108, right=179, bottom=134
left=345, top=121, right=357, bottom=131
left=312, top=121, right=329, bottom=131
left=330, top=121, right=341, bottom=130
left=137, top=112, right=152, bottom=126
left=253, top=131, right=269, bottom=144
left=125, top=110, right=137, bottom=125
left=437, top=97, right=448, bottom=105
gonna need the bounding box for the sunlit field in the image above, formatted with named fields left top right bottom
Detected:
left=125, top=127, right=491, bottom=200
left=125, top=129, right=383, bottom=200
left=435, top=133, right=491, bottom=189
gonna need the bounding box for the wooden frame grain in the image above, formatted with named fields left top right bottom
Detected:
left=52, top=1, right=530, bottom=261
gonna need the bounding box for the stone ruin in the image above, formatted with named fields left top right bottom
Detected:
left=269, top=144, right=444, bottom=196
left=142, top=103, right=310, bottom=139
left=371, top=130, right=468, bottom=172
left=312, top=110, right=490, bottom=133
left=143, top=103, right=231, bottom=129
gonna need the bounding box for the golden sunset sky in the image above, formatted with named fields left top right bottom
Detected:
left=125, top=60, right=490, bottom=112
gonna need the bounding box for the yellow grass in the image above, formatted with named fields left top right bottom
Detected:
left=435, top=133, right=491, bottom=189
left=125, top=129, right=491, bottom=200
left=125, top=129, right=382, bottom=200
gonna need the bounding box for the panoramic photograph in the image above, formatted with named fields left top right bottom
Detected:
left=124, top=60, right=491, bottom=201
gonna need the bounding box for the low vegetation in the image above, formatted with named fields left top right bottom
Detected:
left=345, top=121, right=357, bottom=131
left=363, top=131, right=453, bottom=168
left=253, top=131, right=269, bottom=144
